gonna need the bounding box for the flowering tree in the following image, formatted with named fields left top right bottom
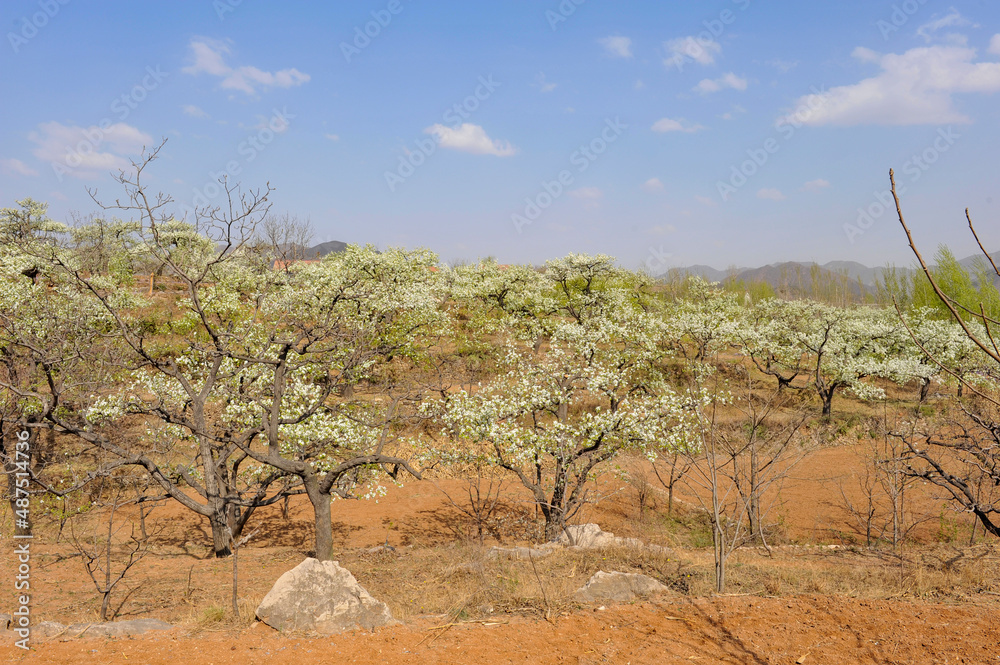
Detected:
left=437, top=257, right=696, bottom=541
left=662, top=277, right=742, bottom=360
left=735, top=299, right=923, bottom=416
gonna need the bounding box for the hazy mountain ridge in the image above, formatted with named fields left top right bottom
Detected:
left=664, top=252, right=1000, bottom=294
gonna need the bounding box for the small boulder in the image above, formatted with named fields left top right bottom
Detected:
left=256, top=558, right=397, bottom=635
left=556, top=524, right=619, bottom=549
left=573, top=571, right=669, bottom=603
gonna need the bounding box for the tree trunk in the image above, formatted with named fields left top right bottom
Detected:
left=209, top=506, right=233, bottom=558
left=306, top=483, right=334, bottom=561
left=543, top=509, right=567, bottom=542
left=919, top=377, right=930, bottom=403
left=821, top=387, right=835, bottom=417
left=748, top=445, right=761, bottom=542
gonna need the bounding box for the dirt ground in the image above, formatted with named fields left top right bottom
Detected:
left=2, top=441, right=999, bottom=664
left=3, top=596, right=998, bottom=665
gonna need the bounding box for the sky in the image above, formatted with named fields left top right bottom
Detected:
left=1, top=0, right=999, bottom=273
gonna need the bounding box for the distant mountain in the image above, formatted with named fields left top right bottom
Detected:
left=306, top=240, right=347, bottom=258
left=662, top=250, right=999, bottom=297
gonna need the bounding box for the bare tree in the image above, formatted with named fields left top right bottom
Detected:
left=890, top=168, right=1000, bottom=539
left=650, top=451, right=693, bottom=517
left=682, top=362, right=807, bottom=592
left=838, top=410, right=931, bottom=549
left=69, top=475, right=162, bottom=621
left=258, top=212, right=315, bottom=268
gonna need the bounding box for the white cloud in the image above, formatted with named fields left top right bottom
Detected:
left=634, top=80, right=645, bottom=90
left=28, top=122, right=153, bottom=179
left=570, top=187, right=603, bottom=200
left=665, top=36, right=721, bottom=67
left=757, top=188, right=786, bottom=201
left=642, top=177, right=664, bottom=193
left=695, top=195, right=716, bottom=207
left=324, top=133, right=340, bottom=141
left=649, top=224, right=676, bottom=235
left=781, top=44, right=1000, bottom=126
left=720, top=104, right=747, bottom=120
left=424, top=123, right=517, bottom=157
left=182, top=38, right=310, bottom=95
left=533, top=72, right=557, bottom=93
left=599, top=36, right=633, bottom=59
left=694, top=73, right=748, bottom=94
left=916, top=9, right=973, bottom=42
left=182, top=104, right=209, bottom=118
left=990, top=34, right=1000, bottom=56
left=802, top=178, right=831, bottom=191
left=651, top=117, right=705, bottom=133
left=1, top=158, right=38, bottom=177
left=851, top=46, right=882, bottom=64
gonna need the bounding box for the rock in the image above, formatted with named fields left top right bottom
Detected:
left=555, top=524, right=675, bottom=557
left=256, top=558, right=397, bottom=635
left=487, top=546, right=553, bottom=560
left=34, top=621, right=67, bottom=638
left=365, top=544, right=396, bottom=555
left=31, top=619, right=173, bottom=639
left=69, top=619, right=173, bottom=638
left=573, top=571, right=669, bottom=603
left=555, top=524, right=619, bottom=549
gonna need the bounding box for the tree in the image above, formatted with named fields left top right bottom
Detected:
left=196, top=245, right=440, bottom=561
left=680, top=362, right=807, bottom=591
left=890, top=168, right=1000, bottom=539
left=436, top=258, right=696, bottom=540
left=0, top=213, right=102, bottom=539
left=68, top=474, right=161, bottom=621
left=662, top=276, right=741, bottom=361
left=735, top=299, right=923, bottom=416
left=16, top=144, right=298, bottom=557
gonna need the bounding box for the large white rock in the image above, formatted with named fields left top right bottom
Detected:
left=256, top=558, right=397, bottom=634
left=573, top=571, right=669, bottom=603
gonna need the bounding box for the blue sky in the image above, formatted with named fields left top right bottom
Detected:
left=1, top=0, right=999, bottom=271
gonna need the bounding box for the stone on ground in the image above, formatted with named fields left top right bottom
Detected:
left=32, top=618, right=173, bottom=639
left=255, top=557, right=397, bottom=635
left=555, top=524, right=620, bottom=548
left=573, top=571, right=669, bottom=603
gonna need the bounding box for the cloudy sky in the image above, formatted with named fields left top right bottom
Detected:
left=1, top=0, right=999, bottom=271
